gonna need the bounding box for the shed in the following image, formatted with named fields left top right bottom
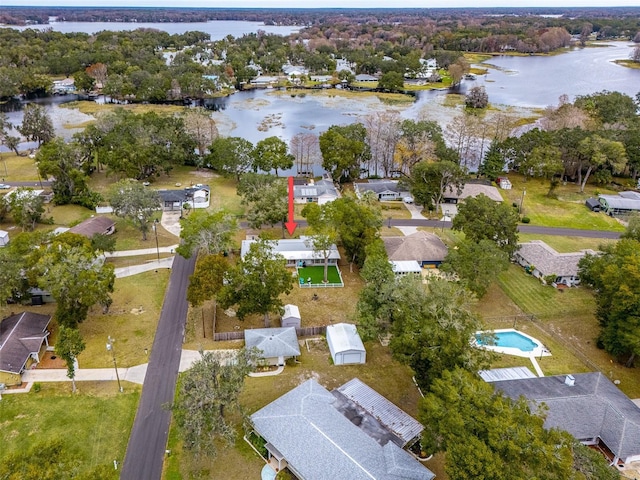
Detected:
left=0, top=229, right=9, bottom=247
left=585, top=198, right=600, bottom=212
left=281, top=304, right=301, bottom=328
left=326, top=323, right=366, bottom=365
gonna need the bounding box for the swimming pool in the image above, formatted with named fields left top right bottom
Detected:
left=474, top=329, right=550, bottom=358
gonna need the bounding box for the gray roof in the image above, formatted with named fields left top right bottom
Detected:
left=251, top=379, right=434, bottom=480
left=241, top=237, right=341, bottom=261
left=335, top=378, right=424, bottom=447
left=445, top=184, right=503, bottom=202
left=599, top=194, right=640, bottom=210
left=618, top=191, right=640, bottom=200
left=494, top=372, right=640, bottom=463
left=478, top=366, right=537, bottom=382
left=244, top=327, right=300, bottom=358
left=293, top=180, right=338, bottom=200
left=0, top=312, right=51, bottom=374
left=515, top=240, right=595, bottom=277
left=383, top=231, right=448, bottom=263
left=68, top=216, right=115, bottom=238
left=355, top=181, right=401, bottom=196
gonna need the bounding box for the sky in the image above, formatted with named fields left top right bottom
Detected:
left=5, top=1, right=640, bottom=8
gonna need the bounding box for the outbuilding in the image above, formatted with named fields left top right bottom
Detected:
left=0, top=229, right=9, bottom=247
left=585, top=198, right=601, bottom=212
left=281, top=304, right=301, bottom=328
left=326, top=323, right=366, bottom=365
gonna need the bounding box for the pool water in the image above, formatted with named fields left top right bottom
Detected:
left=476, top=331, right=538, bottom=352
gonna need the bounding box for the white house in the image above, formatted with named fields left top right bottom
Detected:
left=326, top=323, right=366, bottom=365
left=0, top=229, right=9, bottom=247
left=293, top=178, right=339, bottom=205
left=244, top=327, right=300, bottom=367
left=241, top=236, right=340, bottom=268
left=281, top=304, right=301, bottom=329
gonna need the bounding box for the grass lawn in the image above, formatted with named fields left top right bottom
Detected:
left=500, top=176, right=624, bottom=231
left=78, top=270, right=170, bottom=368
left=0, top=152, right=39, bottom=181
left=297, top=265, right=342, bottom=285
left=0, top=382, right=140, bottom=479
left=163, top=341, right=432, bottom=480
left=517, top=233, right=615, bottom=252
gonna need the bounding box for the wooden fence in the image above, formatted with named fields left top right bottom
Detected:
left=213, top=325, right=326, bottom=342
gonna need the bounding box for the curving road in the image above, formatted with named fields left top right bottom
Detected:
left=121, top=254, right=196, bottom=480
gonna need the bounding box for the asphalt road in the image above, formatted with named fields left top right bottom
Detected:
left=0, top=180, right=52, bottom=187
left=121, top=254, right=196, bottom=480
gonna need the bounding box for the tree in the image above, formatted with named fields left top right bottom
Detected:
left=577, top=135, right=627, bottom=192
left=394, top=119, right=455, bottom=175
left=579, top=239, right=640, bottom=367
left=252, top=136, right=294, bottom=176
left=447, top=57, right=469, bottom=86
left=304, top=221, right=339, bottom=283
left=574, top=90, right=637, bottom=126
left=419, top=368, right=576, bottom=479
left=32, top=237, right=115, bottom=329
left=7, top=187, right=45, bottom=231
left=0, top=248, right=27, bottom=312
left=389, top=278, right=491, bottom=390
left=377, top=71, right=404, bottom=92
left=479, top=141, right=507, bottom=180
left=172, top=349, right=259, bottom=459
left=109, top=179, right=160, bottom=241
left=56, top=326, right=85, bottom=393
left=18, top=103, right=54, bottom=147
left=579, top=23, right=593, bottom=46
left=206, top=136, right=254, bottom=181
left=237, top=173, right=288, bottom=234
left=182, top=108, right=219, bottom=163
left=621, top=213, right=640, bottom=242
left=465, top=85, right=489, bottom=109
left=410, top=160, right=466, bottom=215
left=523, top=144, right=564, bottom=197
left=177, top=209, right=237, bottom=259
left=187, top=254, right=229, bottom=308
left=442, top=239, right=509, bottom=298
left=319, top=123, right=370, bottom=182
left=452, top=194, right=520, bottom=257
left=219, top=239, right=294, bottom=326
left=290, top=132, right=320, bottom=176
left=363, top=111, right=400, bottom=177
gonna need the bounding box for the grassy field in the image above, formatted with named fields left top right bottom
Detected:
left=500, top=176, right=625, bottom=231
left=517, top=233, right=615, bottom=252
left=0, top=152, right=39, bottom=181
left=61, top=100, right=187, bottom=117
left=0, top=382, right=140, bottom=479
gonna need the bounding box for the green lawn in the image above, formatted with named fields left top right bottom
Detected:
left=297, top=265, right=342, bottom=285
left=517, top=233, right=615, bottom=252
left=0, top=382, right=140, bottom=478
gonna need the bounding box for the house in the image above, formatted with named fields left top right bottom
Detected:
left=244, top=327, right=300, bottom=367
left=250, top=75, right=281, bottom=88
left=293, top=178, right=339, bottom=205
left=390, top=260, right=422, bottom=276
left=52, top=78, right=75, bottom=94
left=354, top=180, right=404, bottom=201
left=240, top=236, right=340, bottom=268
left=250, top=378, right=435, bottom=480
left=585, top=198, right=601, bottom=212
left=355, top=74, right=379, bottom=82
left=0, top=229, right=9, bottom=247
left=599, top=192, right=640, bottom=216
left=514, top=240, right=596, bottom=286
left=68, top=216, right=116, bottom=238
left=281, top=304, right=301, bottom=329
left=383, top=231, right=448, bottom=268
left=157, top=185, right=210, bottom=211
left=0, top=312, right=52, bottom=386
left=326, top=323, right=366, bottom=365
left=443, top=183, right=504, bottom=204
left=490, top=372, right=640, bottom=466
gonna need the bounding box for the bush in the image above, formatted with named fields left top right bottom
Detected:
left=33, top=382, right=41, bottom=393
left=512, top=202, right=519, bottom=209
left=521, top=216, right=530, bottom=223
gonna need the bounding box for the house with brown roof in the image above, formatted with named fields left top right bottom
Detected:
left=514, top=240, right=596, bottom=286
left=383, top=231, right=448, bottom=268
left=0, top=312, right=52, bottom=386
left=68, top=216, right=116, bottom=238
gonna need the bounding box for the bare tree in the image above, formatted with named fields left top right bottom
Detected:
left=290, top=132, right=320, bottom=176
left=540, top=95, right=594, bottom=131
left=446, top=114, right=478, bottom=169
left=364, top=111, right=400, bottom=177
left=183, top=108, right=219, bottom=165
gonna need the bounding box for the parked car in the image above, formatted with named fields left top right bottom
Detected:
left=403, top=196, right=414, bottom=204
left=0, top=184, right=11, bottom=189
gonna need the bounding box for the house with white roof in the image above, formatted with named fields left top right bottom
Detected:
left=250, top=378, right=435, bottom=480
left=293, top=178, right=339, bottom=205
left=241, top=237, right=340, bottom=268
left=354, top=180, right=405, bottom=201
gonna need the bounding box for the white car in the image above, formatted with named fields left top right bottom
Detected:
left=403, top=196, right=414, bottom=204
left=0, top=184, right=11, bottom=189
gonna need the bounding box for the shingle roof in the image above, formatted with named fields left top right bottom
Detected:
left=68, top=216, right=115, bottom=238
left=445, top=184, right=503, bottom=202
left=515, top=240, right=595, bottom=277
left=383, top=231, right=448, bottom=263
left=250, top=379, right=435, bottom=480
left=494, top=372, right=640, bottom=463
left=0, top=312, right=51, bottom=374
left=355, top=181, right=401, bottom=195
left=335, top=378, right=424, bottom=448
left=244, top=327, right=300, bottom=358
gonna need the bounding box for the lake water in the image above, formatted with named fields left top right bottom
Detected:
left=6, top=20, right=300, bottom=40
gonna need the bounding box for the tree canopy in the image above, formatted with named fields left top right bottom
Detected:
left=177, top=209, right=237, bottom=259
left=109, top=179, right=160, bottom=241
left=410, top=160, right=466, bottom=214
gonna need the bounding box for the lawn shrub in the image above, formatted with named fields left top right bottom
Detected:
left=32, top=382, right=41, bottom=393
left=521, top=216, right=530, bottom=223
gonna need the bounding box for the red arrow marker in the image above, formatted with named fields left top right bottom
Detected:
left=285, top=176, right=298, bottom=236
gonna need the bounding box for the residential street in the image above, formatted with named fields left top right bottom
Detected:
left=120, top=253, right=196, bottom=480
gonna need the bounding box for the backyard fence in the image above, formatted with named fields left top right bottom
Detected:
left=213, top=325, right=326, bottom=342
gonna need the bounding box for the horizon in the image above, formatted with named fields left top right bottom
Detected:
left=5, top=2, right=640, bottom=9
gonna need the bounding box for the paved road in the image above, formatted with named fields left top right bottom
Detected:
left=121, top=253, right=196, bottom=480
left=0, top=180, right=52, bottom=187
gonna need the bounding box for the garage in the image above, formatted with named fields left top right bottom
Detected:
left=326, top=323, right=366, bottom=365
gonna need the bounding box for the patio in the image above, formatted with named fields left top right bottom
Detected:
left=296, top=265, right=343, bottom=288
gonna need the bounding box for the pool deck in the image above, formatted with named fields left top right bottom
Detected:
left=475, top=329, right=550, bottom=378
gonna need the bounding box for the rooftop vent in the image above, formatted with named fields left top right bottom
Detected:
left=565, top=374, right=575, bottom=387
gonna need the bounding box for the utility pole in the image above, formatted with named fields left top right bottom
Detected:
left=153, top=219, right=160, bottom=263
left=106, top=336, right=123, bottom=393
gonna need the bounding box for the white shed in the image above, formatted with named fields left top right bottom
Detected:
left=326, top=323, right=366, bottom=365
left=0, top=230, right=9, bottom=247
left=282, top=304, right=301, bottom=328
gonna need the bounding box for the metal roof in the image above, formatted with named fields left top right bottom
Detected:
left=335, top=378, right=424, bottom=447
left=478, top=367, right=537, bottom=382
left=326, top=323, right=365, bottom=354
left=241, top=237, right=341, bottom=261
left=599, top=194, right=640, bottom=210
